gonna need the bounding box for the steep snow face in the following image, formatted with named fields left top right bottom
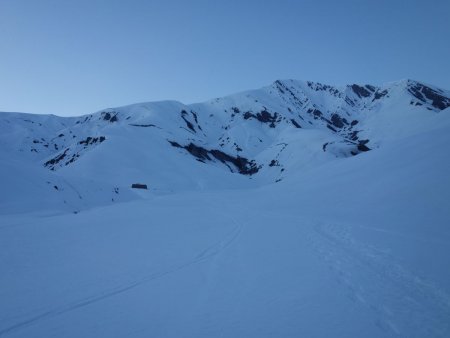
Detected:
left=0, top=79, right=449, bottom=213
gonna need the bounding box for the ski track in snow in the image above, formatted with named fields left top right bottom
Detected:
left=308, top=221, right=450, bottom=338
left=0, top=211, right=244, bottom=337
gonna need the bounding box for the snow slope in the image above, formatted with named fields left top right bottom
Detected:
left=0, top=79, right=450, bottom=337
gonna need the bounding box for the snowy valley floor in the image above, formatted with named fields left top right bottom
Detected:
left=1, top=127, right=450, bottom=338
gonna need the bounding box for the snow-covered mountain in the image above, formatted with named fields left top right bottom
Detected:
left=1, top=79, right=450, bottom=338
left=1, top=79, right=449, bottom=213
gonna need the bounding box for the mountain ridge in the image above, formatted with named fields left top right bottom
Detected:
left=1, top=78, right=449, bottom=213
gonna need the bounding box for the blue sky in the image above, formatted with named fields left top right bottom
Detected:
left=1, top=0, right=449, bottom=116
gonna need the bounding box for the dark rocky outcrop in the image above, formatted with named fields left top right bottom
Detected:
left=243, top=110, right=279, bottom=128
left=373, top=90, right=388, bottom=101
left=274, top=80, right=309, bottom=107
left=44, top=149, right=69, bottom=169
left=351, top=84, right=372, bottom=98
left=307, top=108, right=323, bottom=119
left=331, top=114, right=346, bottom=128
left=357, top=139, right=370, bottom=152
left=102, top=112, right=119, bottom=122
left=181, top=110, right=196, bottom=132
left=408, top=83, right=450, bottom=110
left=357, top=144, right=370, bottom=152
left=129, top=124, right=157, bottom=128
left=169, top=141, right=259, bottom=175
left=269, top=159, right=280, bottom=167
left=327, top=124, right=337, bottom=132
left=78, top=136, right=106, bottom=146
left=290, top=119, right=302, bottom=128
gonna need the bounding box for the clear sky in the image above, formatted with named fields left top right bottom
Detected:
left=1, top=0, right=449, bottom=116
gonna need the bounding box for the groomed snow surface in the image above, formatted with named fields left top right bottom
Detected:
left=1, top=80, right=450, bottom=337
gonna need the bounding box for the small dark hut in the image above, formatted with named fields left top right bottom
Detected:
left=131, top=183, right=148, bottom=189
